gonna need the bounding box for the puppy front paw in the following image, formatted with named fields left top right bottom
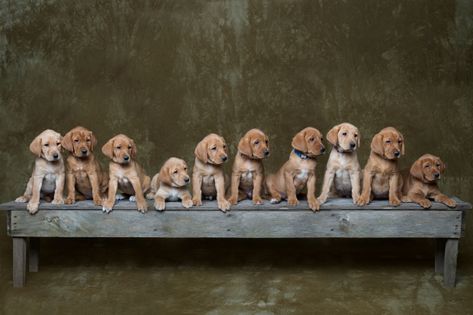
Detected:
left=192, top=197, right=202, bottom=206
left=228, top=196, right=238, bottom=205
left=154, top=199, right=166, bottom=211
left=52, top=198, right=64, bottom=205
left=182, top=199, right=193, bottom=209
left=308, top=197, right=320, bottom=212
left=15, top=196, right=29, bottom=203
left=92, top=195, right=103, bottom=206
left=287, top=197, right=299, bottom=206
left=27, top=202, right=39, bottom=214
left=443, top=198, right=457, bottom=208
left=418, top=199, right=432, bottom=209
left=136, top=201, right=148, bottom=213
left=65, top=196, right=75, bottom=205
left=356, top=195, right=370, bottom=206
left=389, top=197, right=401, bottom=207
left=252, top=196, right=264, bottom=205
left=217, top=199, right=231, bottom=212
left=317, top=195, right=327, bottom=205
left=102, top=200, right=115, bottom=213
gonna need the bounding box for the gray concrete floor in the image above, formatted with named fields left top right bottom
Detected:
left=1, top=213, right=472, bottom=315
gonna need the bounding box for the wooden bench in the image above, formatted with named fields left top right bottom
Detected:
left=1, top=198, right=470, bottom=288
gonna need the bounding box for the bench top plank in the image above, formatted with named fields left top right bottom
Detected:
left=0, top=197, right=470, bottom=211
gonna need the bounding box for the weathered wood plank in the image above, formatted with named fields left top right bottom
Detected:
left=29, top=238, right=39, bottom=272
left=9, top=209, right=463, bottom=238
left=435, top=238, right=446, bottom=273
left=444, top=239, right=459, bottom=287
left=12, top=237, right=27, bottom=288
left=0, top=197, right=470, bottom=211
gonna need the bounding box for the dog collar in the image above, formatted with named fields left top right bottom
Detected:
left=293, top=149, right=310, bottom=160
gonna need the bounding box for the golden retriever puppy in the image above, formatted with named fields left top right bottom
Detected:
left=266, top=127, right=325, bottom=211
left=192, top=133, right=230, bottom=212
left=101, top=134, right=150, bottom=213
left=318, top=123, right=361, bottom=204
left=147, top=157, right=193, bottom=211
left=401, top=154, right=456, bottom=208
left=15, top=129, right=65, bottom=214
left=62, top=126, right=108, bottom=205
left=356, top=127, right=404, bottom=206
left=228, top=129, right=270, bottom=205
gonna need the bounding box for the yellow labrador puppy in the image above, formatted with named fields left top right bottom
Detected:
left=148, top=157, right=193, bottom=211
left=192, top=133, right=231, bottom=212
left=318, top=123, right=361, bottom=204
left=15, top=129, right=65, bottom=214
left=266, top=127, right=325, bottom=211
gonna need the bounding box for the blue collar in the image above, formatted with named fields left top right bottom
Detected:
left=293, top=149, right=310, bottom=160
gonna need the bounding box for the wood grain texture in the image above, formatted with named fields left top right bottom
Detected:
left=13, top=237, right=27, bottom=288
left=9, top=209, right=463, bottom=238
left=444, top=239, right=459, bottom=287
left=0, top=197, right=471, bottom=211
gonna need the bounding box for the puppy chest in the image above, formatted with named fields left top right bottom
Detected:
left=240, top=170, right=254, bottom=183
left=42, top=174, right=57, bottom=193
left=334, top=170, right=352, bottom=190
left=202, top=175, right=215, bottom=187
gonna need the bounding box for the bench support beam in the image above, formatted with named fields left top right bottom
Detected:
left=12, top=237, right=27, bottom=288
left=444, top=239, right=459, bottom=287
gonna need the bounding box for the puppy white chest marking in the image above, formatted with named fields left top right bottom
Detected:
left=296, top=169, right=309, bottom=181
left=167, top=188, right=180, bottom=201
left=42, top=173, right=57, bottom=193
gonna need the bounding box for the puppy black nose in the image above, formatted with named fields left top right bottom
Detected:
left=394, top=151, right=400, bottom=157
left=81, top=148, right=88, bottom=154
left=184, top=177, right=190, bottom=183
left=53, top=153, right=59, bottom=159
left=264, top=150, right=270, bottom=157
left=123, top=155, right=130, bottom=161
left=350, top=142, right=356, bottom=149
left=434, top=173, right=440, bottom=178
left=222, top=156, right=228, bottom=162
left=321, top=147, right=326, bottom=153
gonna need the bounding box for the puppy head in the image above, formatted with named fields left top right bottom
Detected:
left=327, top=122, right=360, bottom=152
left=101, top=134, right=137, bottom=164
left=62, top=126, right=97, bottom=158
left=29, top=129, right=63, bottom=162
left=159, top=157, right=190, bottom=187
left=371, top=127, right=405, bottom=160
left=410, top=154, right=446, bottom=183
left=194, top=133, right=228, bottom=165
left=238, top=129, right=270, bottom=159
left=292, top=127, right=325, bottom=157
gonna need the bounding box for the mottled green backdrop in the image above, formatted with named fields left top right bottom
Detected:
left=1, top=0, right=473, bottom=314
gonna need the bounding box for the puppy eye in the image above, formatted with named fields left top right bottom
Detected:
left=254, top=140, right=260, bottom=145
left=354, top=134, right=358, bottom=138
left=116, top=146, right=121, bottom=150
left=223, top=145, right=227, bottom=149
left=436, top=163, right=441, bottom=167
left=128, top=145, right=132, bottom=149
left=398, top=140, right=402, bottom=144
left=86, top=139, right=91, bottom=142
left=265, top=140, right=269, bottom=144
left=57, top=142, right=61, bottom=146
left=211, top=146, right=217, bottom=151
left=44, top=143, right=49, bottom=147
left=173, top=170, right=178, bottom=174
left=342, top=132, right=347, bottom=136
left=184, top=167, right=187, bottom=171
left=74, top=139, right=79, bottom=143
left=309, top=137, right=314, bottom=142
left=425, top=164, right=430, bottom=168
left=386, top=140, right=391, bottom=144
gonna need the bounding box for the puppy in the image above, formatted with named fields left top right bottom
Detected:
left=318, top=123, right=361, bottom=204
left=356, top=127, right=404, bottom=206
left=192, top=134, right=231, bottom=212
left=228, top=129, right=270, bottom=205
left=101, top=134, right=150, bottom=213
left=62, top=126, right=108, bottom=205
left=15, top=130, right=65, bottom=214
left=148, top=157, right=193, bottom=211
left=266, top=127, right=325, bottom=211
left=401, top=154, right=456, bottom=208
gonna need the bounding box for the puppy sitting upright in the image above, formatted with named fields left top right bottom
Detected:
left=356, top=127, right=405, bottom=206
left=101, top=134, right=150, bottom=213
left=318, top=123, right=361, bottom=204
left=402, top=154, right=456, bottom=208
left=148, top=157, right=193, bottom=211
left=15, top=129, right=65, bottom=214
left=192, top=133, right=231, bottom=212
left=228, top=129, right=270, bottom=205
left=266, top=127, right=325, bottom=211
left=62, top=126, right=108, bottom=205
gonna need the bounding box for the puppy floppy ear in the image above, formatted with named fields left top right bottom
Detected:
left=326, top=125, right=340, bottom=146
left=238, top=136, right=252, bottom=157
left=356, top=130, right=361, bottom=148
left=370, top=133, right=384, bottom=156
left=130, top=139, right=137, bottom=159
left=62, top=130, right=74, bottom=152
left=398, top=132, right=405, bottom=155
left=438, top=158, right=446, bottom=173
left=89, top=132, right=97, bottom=151
left=194, top=138, right=208, bottom=163
left=292, top=130, right=307, bottom=152
left=159, top=164, right=173, bottom=186
left=29, top=135, right=43, bottom=157
left=101, top=138, right=115, bottom=159
left=410, top=158, right=424, bottom=181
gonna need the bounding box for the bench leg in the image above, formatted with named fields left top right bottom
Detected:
left=29, top=238, right=40, bottom=272
left=443, top=239, right=459, bottom=288
left=13, top=237, right=27, bottom=288
left=435, top=239, right=446, bottom=273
